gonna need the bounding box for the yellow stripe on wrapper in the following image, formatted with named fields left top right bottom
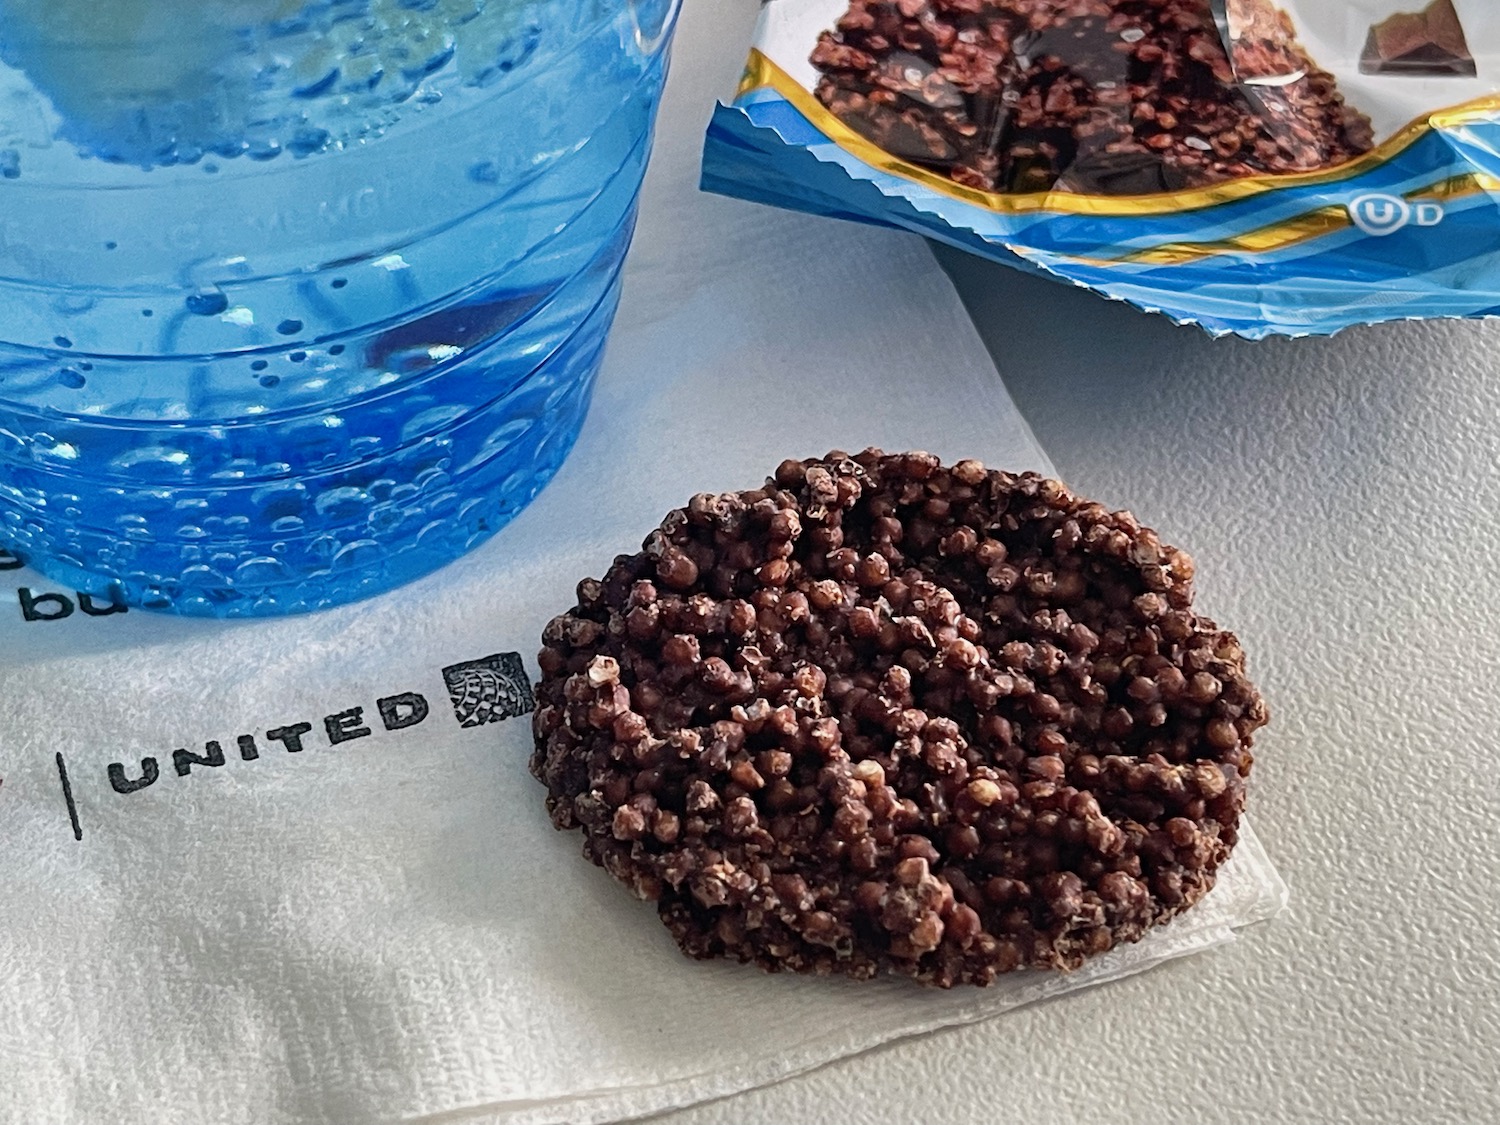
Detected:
left=738, top=49, right=1500, bottom=220
left=1090, top=173, right=1500, bottom=267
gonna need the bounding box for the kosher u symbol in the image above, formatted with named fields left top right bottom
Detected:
left=1348, top=193, right=1445, bottom=237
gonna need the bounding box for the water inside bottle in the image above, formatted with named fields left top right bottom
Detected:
left=0, top=0, right=674, bottom=614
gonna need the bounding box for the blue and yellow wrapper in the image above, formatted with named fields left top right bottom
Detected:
left=702, top=2, right=1500, bottom=338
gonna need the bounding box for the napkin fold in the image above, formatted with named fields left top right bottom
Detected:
left=0, top=4, right=1285, bottom=1123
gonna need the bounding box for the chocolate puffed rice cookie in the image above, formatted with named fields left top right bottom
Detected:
left=530, top=451, right=1267, bottom=987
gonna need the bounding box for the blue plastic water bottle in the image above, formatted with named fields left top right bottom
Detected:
left=0, top=0, right=679, bottom=615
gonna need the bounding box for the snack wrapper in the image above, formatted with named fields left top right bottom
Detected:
left=703, top=0, right=1500, bottom=337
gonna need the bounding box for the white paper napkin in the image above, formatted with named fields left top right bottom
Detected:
left=0, top=5, right=1286, bottom=1124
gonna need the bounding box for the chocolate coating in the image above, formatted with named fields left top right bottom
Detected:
left=531, top=451, right=1268, bottom=987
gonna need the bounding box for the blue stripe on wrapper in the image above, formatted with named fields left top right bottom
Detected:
left=703, top=87, right=1500, bottom=338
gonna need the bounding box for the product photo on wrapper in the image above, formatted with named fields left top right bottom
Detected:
left=0, top=0, right=681, bottom=616
left=703, top=0, right=1500, bottom=336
